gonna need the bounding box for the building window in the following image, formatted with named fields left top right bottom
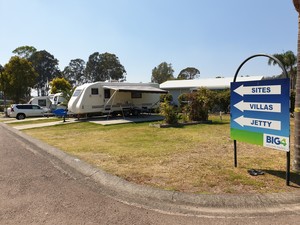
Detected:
left=104, top=89, right=111, bottom=98
left=131, top=91, right=142, bottom=98
left=91, top=88, right=99, bottom=95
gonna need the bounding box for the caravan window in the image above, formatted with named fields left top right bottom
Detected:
left=131, top=91, right=142, bottom=98
left=73, top=89, right=82, bottom=97
left=91, top=88, right=99, bottom=95
left=38, top=99, right=47, bottom=107
left=104, top=89, right=111, bottom=98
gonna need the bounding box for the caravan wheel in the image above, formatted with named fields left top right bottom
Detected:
left=111, top=112, right=118, bottom=117
left=132, top=109, right=140, bottom=116
left=123, top=110, right=130, bottom=117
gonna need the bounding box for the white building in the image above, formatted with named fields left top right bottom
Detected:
left=160, top=76, right=264, bottom=106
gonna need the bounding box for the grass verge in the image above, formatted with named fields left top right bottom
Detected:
left=22, top=114, right=300, bottom=194
left=4, top=117, right=62, bottom=125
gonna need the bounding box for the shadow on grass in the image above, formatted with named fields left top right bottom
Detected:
left=264, top=169, right=300, bottom=188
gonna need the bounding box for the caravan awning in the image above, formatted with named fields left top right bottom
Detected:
left=103, top=85, right=168, bottom=93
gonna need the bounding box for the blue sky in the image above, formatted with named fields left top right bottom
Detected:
left=0, top=0, right=297, bottom=82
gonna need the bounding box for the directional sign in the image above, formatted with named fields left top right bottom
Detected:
left=233, top=84, right=281, bottom=96
left=233, top=101, right=281, bottom=113
left=234, top=116, right=281, bottom=130
left=230, top=79, right=290, bottom=152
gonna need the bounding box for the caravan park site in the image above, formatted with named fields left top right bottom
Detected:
left=10, top=113, right=299, bottom=194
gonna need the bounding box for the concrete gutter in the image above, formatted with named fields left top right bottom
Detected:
left=2, top=122, right=300, bottom=218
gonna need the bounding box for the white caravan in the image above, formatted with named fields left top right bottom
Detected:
left=28, top=93, right=66, bottom=112
left=28, top=96, right=52, bottom=111
left=68, top=82, right=167, bottom=117
left=48, top=93, right=66, bottom=107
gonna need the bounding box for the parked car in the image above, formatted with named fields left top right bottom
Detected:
left=7, top=104, right=45, bottom=120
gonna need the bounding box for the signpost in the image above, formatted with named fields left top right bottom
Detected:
left=231, top=79, right=290, bottom=151
left=231, top=54, right=290, bottom=186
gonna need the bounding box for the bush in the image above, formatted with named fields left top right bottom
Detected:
left=215, top=89, right=230, bottom=113
left=182, top=88, right=215, bottom=121
left=160, top=93, right=173, bottom=103
left=178, top=93, right=189, bottom=111
left=160, top=100, right=178, bottom=124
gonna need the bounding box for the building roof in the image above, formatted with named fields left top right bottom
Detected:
left=160, top=76, right=264, bottom=90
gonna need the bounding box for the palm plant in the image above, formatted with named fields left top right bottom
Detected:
left=293, top=0, right=300, bottom=171
left=268, top=51, right=297, bottom=89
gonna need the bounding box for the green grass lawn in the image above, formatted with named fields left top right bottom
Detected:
left=23, top=114, right=300, bottom=194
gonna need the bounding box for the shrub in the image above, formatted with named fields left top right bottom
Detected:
left=178, top=93, right=189, bottom=111
left=160, top=93, right=173, bottom=103
left=160, top=100, right=178, bottom=124
left=183, top=88, right=215, bottom=121
left=215, top=89, right=230, bottom=113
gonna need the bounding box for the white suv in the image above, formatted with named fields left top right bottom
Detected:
left=8, top=104, right=45, bottom=120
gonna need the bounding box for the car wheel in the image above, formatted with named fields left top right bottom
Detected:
left=16, top=113, right=26, bottom=120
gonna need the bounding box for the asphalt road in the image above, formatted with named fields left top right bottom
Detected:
left=1, top=123, right=300, bottom=225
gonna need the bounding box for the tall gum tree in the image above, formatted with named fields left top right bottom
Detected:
left=293, top=0, right=300, bottom=171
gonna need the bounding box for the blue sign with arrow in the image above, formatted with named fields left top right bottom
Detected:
left=230, top=78, right=290, bottom=152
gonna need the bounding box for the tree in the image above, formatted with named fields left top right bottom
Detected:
left=268, top=51, right=297, bottom=89
left=293, top=0, right=300, bottom=172
left=50, top=77, right=72, bottom=107
left=151, top=62, right=174, bottom=84
left=0, top=64, right=5, bottom=93
left=1, top=56, right=38, bottom=103
left=29, top=50, right=61, bottom=96
left=49, top=77, right=73, bottom=107
left=12, top=45, right=37, bottom=59
left=0, top=64, right=4, bottom=94
left=63, top=58, right=86, bottom=86
left=0, top=64, right=9, bottom=116
left=49, top=77, right=72, bottom=94
left=177, top=67, right=200, bottom=80
left=85, top=52, right=126, bottom=82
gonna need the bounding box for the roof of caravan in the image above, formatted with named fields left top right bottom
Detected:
left=160, top=76, right=264, bottom=90
left=77, top=82, right=160, bottom=88
left=103, top=85, right=167, bottom=93
left=76, top=82, right=167, bottom=93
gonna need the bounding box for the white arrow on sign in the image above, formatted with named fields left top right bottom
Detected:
left=233, top=100, right=281, bottom=113
left=234, top=116, right=281, bottom=130
left=234, top=85, right=281, bottom=97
